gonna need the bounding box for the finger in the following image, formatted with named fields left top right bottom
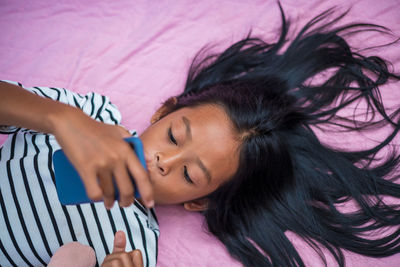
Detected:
left=113, top=164, right=134, bottom=207
left=102, top=254, right=133, bottom=267
left=79, top=169, right=103, bottom=202
left=130, top=249, right=143, bottom=267
left=112, top=231, right=126, bottom=253
left=101, top=257, right=123, bottom=267
left=98, top=171, right=115, bottom=210
left=126, top=154, right=154, bottom=208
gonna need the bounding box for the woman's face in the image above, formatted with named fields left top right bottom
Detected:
left=140, top=104, right=240, bottom=207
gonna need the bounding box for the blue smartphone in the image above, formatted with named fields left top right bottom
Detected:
left=52, top=136, right=147, bottom=205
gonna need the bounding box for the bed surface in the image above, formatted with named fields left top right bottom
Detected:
left=1, top=0, right=399, bottom=266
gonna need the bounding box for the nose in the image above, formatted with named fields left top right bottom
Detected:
left=155, top=151, right=180, bottom=175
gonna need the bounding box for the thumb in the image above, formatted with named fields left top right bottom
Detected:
left=112, top=231, right=126, bottom=253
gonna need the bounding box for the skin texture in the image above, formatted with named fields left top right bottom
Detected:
left=140, top=103, right=241, bottom=210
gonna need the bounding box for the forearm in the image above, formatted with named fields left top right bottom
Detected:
left=0, top=81, right=76, bottom=134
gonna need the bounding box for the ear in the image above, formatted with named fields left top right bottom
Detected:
left=150, top=97, right=178, bottom=124
left=183, top=198, right=209, bottom=212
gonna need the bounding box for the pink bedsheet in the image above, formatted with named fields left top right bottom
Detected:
left=1, top=0, right=399, bottom=266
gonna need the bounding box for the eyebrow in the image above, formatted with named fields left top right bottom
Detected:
left=182, top=116, right=212, bottom=185
left=182, top=116, right=192, bottom=141
left=196, top=157, right=212, bottom=185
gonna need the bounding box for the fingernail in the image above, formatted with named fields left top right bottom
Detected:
left=147, top=200, right=154, bottom=208
left=106, top=201, right=115, bottom=210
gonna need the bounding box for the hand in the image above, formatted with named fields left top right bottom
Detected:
left=101, top=231, right=143, bottom=267
left=52, top=107, right=154, bottom=209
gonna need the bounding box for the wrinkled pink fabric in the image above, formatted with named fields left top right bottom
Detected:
left=1, top=1, right=399, bottom=266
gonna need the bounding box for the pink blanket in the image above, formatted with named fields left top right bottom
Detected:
left=1, top=0, right=399, bottom=266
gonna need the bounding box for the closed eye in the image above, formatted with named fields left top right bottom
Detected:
left=168, top=125, right=194, bottom=185
left=168, top=127, right=177, bottom=145
left=184, top=166, right=194, bottom=184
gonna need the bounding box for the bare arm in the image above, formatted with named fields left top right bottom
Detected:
left=0, top=81, right=73, bottom=133
left=0, top=81, right=154, bottom=209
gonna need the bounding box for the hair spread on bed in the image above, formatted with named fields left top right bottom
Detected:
left=162, top=2, right=400, bottom=267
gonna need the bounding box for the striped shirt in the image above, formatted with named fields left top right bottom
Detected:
left=0, top=81, right=159, bottom=267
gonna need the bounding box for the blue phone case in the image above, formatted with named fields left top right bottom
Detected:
left=53, top=136, right=147, bottom=205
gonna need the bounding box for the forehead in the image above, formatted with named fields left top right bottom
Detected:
left=171, top=104, right=240, bottom=184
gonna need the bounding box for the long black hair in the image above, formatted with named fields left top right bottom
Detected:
left=164, top=3, right=400, bottom=266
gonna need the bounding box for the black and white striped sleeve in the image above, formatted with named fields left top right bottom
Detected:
left=0, top=80, right=122, bottom=134
left=0, top=81, right=160, bottom=266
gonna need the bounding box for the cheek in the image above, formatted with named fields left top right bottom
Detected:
left=153, top=182, right=191, bottom=205
left=150, top=170, right=182, bottom=196
left=152, top=174, right=210, bottom=204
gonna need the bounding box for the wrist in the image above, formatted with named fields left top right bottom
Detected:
left=47, top=104, right=80, bottom=135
